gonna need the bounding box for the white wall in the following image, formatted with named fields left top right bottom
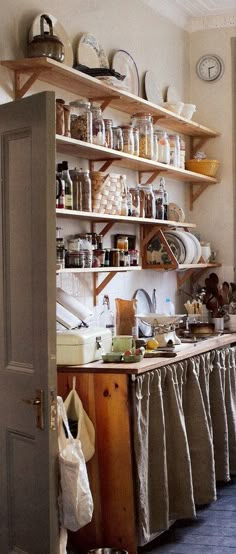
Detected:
left=0, top=0, right=194, bottom=315
left=188, top=26, right=236, bottom=285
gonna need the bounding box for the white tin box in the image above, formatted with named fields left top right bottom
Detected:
left=56, top=327, right=112, bottom=365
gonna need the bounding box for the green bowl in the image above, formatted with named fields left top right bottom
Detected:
left=102, top=352, right=123, bottom=363
left=123, top=354, right=143, bottom=363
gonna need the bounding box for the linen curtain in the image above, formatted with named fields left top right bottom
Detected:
left=132, top=346, right=236, bottom=546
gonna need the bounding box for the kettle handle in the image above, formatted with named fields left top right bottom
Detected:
left=40, top=14, right=54, bottom=37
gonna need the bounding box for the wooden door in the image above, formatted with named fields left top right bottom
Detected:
left=0, top=92, right=59, bottom=553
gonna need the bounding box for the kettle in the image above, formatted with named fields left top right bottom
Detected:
left=27, top=14, right=65, bottom=63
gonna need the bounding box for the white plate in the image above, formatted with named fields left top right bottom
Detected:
left=170, top=230, right=196, bottom=264
left=28, top=13, right=73, bottom=67
left=132, top=289, right=153, bottom=337
left=77, top=33, right=109, bottom=68
left=168, top=202, right=185, bottom=223
left=166, top=85, right=181, bottom=103
left=144, top=70, right=163, bottom=105
left=136, top=314, right=185, bottom=326
left=186, top=232, right=202, bottom=264
left=112, top=50, right=140, bottom=96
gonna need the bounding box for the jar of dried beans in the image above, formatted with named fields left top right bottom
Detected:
left=131, top=113, right=153, bottom=160
left=70, top=100, right=92, bottom=143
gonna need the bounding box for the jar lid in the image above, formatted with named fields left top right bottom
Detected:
left=120, top=124, right=133, bottom=129
left=69, top=99, right=91, bottom=108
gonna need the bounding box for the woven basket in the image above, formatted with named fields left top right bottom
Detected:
left=185, top=159, right=220, bottom=177
left=91, top=172, right=123, bottom=215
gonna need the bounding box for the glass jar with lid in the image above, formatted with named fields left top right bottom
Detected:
left=131, top=113, right=153, bottom=160
left=69, top=99, right=92, bottom=142
left=104, top=119, right=113, bottom=149
left=78, top=169, right=92, bottom=212
left=120, top=125, right=134, bottom=155
left=152, top=131, right=159, bottom=162
left=133, top=127, right=139, bottom=156
left=158, top=131, right=170, bottom=164
left=112, top=127, right=124, bottom=151
left=143, top=185, right=155, bottom=218
left=129, top=187, right=140, bottom=217
left=91, top=103, right=106, bottom=146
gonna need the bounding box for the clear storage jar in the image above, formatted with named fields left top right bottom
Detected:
left=133, top=127, right=139, bottom=156
left=158, top=131, right=170, bottom=164
left=129, top=187, right=140, bottom=217
left=69, top=100, right=92, bottom=142
left=144, top=185, right=155, bottom=218
left=78, top=169, right=92, bottom=212
left=131, top=113, right=153, bottom=160
left=120, top=125, right=134, bottom=155
left=91, top=104, right=106, bottom=146
left=104, top=119, right=113, bottom=149
left=112, top=127, right=124, bottom=151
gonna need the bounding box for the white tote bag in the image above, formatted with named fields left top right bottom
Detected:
left=64, top=376, right=95, bottom=462
left=57, top=396, right=94, bottom=532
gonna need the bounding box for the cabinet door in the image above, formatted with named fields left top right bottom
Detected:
left=0, top=92, right=59, bottom=553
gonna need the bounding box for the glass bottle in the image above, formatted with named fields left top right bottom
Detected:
left=131, top=113, right=153, bottom=160
left=158, top=131, right=170, bottom=164
left=120, top=175, right=128, bottom=216
left=104, top=119, right=113, bottom=149
left=56, top=163, right=65, bottom=209
left=133, top=127, right=139, bottom=156
left=69, top=99, right=92, bottom=142
left=61, top=160, right=73, bottom=210
left=144, top=185, right=155, bottom=218
left=129, top=187, right=140, bottom=217
left=100, top=295, right=115, bottom=336
left=153, top=179, right=165, bottom=220
left=120, top=125, right=134, bottom=155
left=152, top=288, right=157, bottom=312
left=112, top=127, right=124, bottom=151
left=69, top=167, right=81, bottom=211
left=91, top=104, right=106, bottom=146
left=152, top=131, right=159, bottom=162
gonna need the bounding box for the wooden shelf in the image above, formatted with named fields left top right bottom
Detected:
left=56, top=208, right=196, bottom=228
left=56, top=135, right=218, bottom=186
left=56, top=266, right=142, bottom=273
left=2, top=57, right=219, bottom=139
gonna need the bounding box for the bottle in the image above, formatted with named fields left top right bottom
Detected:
left=152, top=288, right=157, bottom=312
left=164, top=297, right=175, bottom=315
left=161, top=177, right=169, bottom=220
left=153, top=179, right=164, bottom=220
left=100, top=295, right=115, bottom=336
left=56, top=163, right=65, bottom=209
left=61, top=160, right=73, bottom=210
left=120, top=175, right=128, bottom=216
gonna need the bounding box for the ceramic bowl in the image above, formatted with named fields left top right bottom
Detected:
left=102, top=352, right=123, bottom=363
left=162, top=101, right=184, bottom=115
left=181, top=103, right=196, bottom=120
left=123, top=354, right=143, bottom=363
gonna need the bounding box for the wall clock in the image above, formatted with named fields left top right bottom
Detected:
left=196, top=54, right=224, bottom=82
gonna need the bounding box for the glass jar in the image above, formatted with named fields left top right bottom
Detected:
left=169, top=135, right=178, bottom=167
left=131, top=113, right=153, bottom=160
left=144, top=185, right=155, bottom=218
left=91, top=104, right=106, bottom=146
left=104, top=119, right=113, bottom=149
left=117, top=236, right=129, bottom=251
left=133, top=127, right=139, bottom=156
left=69, top=100, right=92, bottom=142
left=120, top=125, right=134, bottom=155
left=112, top=127, right=124, bottom=151
left=78, top=169, right=92, bottom=212
left=158, top=131, right=170, bottom=164
left=179, top=137, right=186, bottom=169
left=110, top=249, right=120, bottom=267
left=129, top=187, right=140, bottom=217
left=56, top=237, right=65, bottom=268
left=69, top=168, right=81, bottom=210
left=129, top=249, right=139, bottom=266
left=66, top=251, right=84, bottom=268
left=152, top=131, right=159, bottom=162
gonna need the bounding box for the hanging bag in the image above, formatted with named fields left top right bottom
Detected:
left=64, top=376, right=95, bottom=462
left=57, top=396, right=94, bottom=532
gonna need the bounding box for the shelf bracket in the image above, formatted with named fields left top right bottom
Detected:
left=176, top=268, right=196, bottom=289
left=88, top=96, right=121, bottom=112
left=189, top=182, right=209, bottom=210
left=100, top=221, right=114, bottom=237
left=14, top=69, right=44, bottom=99
left=139, top=170, right=164, bottom=185
left=95, top=271, right=118, bottom=297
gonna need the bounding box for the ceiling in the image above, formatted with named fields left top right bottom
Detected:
left=143, top=0, right=236, bottom=29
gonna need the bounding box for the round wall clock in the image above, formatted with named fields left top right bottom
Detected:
left=196, top=54, right=224, bottom=82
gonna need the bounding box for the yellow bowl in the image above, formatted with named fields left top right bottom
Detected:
left=185, top=159, right=220, bottom=177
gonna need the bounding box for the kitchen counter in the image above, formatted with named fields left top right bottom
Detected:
left=57, top=332, right=236, bottom=374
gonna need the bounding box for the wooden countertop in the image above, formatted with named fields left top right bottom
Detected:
left=57, top=333, right=236, bottom=375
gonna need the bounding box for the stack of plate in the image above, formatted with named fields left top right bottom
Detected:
left=164, top=230, right=202, bottom=265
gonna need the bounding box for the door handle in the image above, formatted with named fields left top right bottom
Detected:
left=22, top=389, right=44, bottom=430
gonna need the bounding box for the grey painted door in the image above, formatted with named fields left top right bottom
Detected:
left=0, top=92, right=59, bottom=553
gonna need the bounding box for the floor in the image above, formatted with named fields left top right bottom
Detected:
left=141, top=477, right=236, bottom=554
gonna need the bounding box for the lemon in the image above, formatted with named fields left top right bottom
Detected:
left=146, top=338, right=159, bottom=350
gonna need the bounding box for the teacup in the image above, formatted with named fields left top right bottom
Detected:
left=112, top=335, right=135, bottom=353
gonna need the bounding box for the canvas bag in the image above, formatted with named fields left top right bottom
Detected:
left=64, top=376, right=95, bottom=462
left=57, top=396, right=94, bottom=532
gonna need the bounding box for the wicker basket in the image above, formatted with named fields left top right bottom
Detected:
left=91, top=172, right=123, bottom=215
left=185, top=159, right=220, bottom=177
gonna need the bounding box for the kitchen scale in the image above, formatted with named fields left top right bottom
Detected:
left=136, top=314, right=185, bottom=347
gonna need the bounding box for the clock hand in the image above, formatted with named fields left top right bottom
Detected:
left=208, top=66, right=215, bottom=76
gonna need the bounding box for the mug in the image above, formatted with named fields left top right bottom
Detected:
left=112, top=335, right=135, bottom=353
left=211, top=317, right=224, bottom=332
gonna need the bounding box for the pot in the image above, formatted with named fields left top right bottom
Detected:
left=27, top=14, right=65, bottom=62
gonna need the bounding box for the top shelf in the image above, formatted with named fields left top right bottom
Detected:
left=2, top=57, right=219, bottom=139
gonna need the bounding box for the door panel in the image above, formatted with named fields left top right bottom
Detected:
left=0, top=92, right=59, bottom=553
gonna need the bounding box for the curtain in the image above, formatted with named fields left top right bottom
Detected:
left=132, top=346, right=236, bottom=546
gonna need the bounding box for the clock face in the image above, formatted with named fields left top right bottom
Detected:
left=196, top=55, right=224, bottom=82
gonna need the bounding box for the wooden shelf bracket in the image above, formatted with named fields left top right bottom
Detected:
left=14, top=69, right=44, bottom=99
left=139, top=169, right=165, bottom=185
left=189, top=182, right=209, bottom=210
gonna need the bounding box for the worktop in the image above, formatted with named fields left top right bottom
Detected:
left=57, top=332, right=236, bottom=374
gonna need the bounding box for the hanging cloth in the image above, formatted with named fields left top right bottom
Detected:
left=64, top=376, right=95, bottom=462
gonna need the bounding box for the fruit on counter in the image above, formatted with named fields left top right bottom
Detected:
left=135, top=347, right=145, bottom=356
left=146, top=338, right=159, bottom=350
left=124, top=350, right=132, bottom=356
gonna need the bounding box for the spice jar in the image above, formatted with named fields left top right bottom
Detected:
left=91, top=104, right=106, bottom=146
left=131, top=113, right=153, bottom=160
left=104, top=119, right=113, bottom=149
left=70, top=100, right=92, bottom=143
left=120, top=125, right=134, bottom=155
left=129, top=249, right=139, bottom=266
left=112, top=127, right=124, bottom=151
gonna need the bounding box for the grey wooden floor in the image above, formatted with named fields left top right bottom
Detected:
left=141, top=477, right=236, bottom=554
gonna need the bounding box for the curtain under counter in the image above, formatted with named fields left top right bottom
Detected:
left=131, top=346, right=236, bottom=546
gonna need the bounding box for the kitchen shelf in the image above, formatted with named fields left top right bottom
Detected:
left=56, top=266, right=142, bottom=273
left=56, top=135, right=218, bottom=186
left=2, top=58, right=219, bottom=139
left=56, top=208, right=196, bottom=228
